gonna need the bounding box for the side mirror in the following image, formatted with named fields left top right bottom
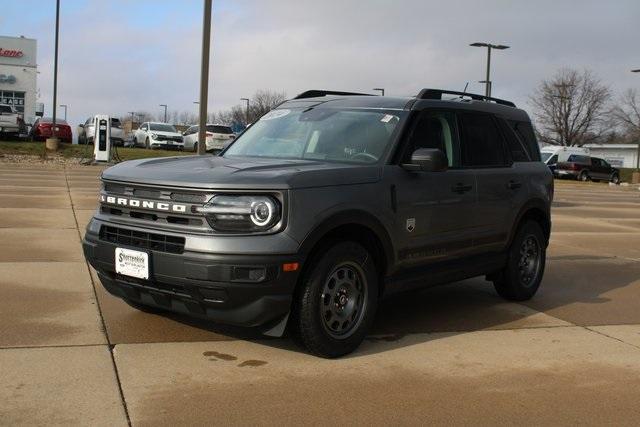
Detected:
left=402, top=148, right=448, bottom=172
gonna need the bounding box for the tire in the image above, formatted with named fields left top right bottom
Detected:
left=578, top=170, right=590, bottom=182
left=124, top=298, right=165, bottom=314
left=610, top=173, right=620, bottom=184
left=290, top=241, right=379, bottom=358
left=493, top=220, right=546, bottom=301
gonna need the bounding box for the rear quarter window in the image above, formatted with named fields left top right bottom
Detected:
left=508, top=120, right=541, bottom=162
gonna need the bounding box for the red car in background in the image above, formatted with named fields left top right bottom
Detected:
left=28, top=117, right=72, bottom=143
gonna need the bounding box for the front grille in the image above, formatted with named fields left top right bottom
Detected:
left=100, top=225, right=185, bottom=254
left=156, top=135, right=183, bottom=142
left=103, top=183, right=207, bottom=204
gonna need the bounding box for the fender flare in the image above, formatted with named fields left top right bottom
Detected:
left=509, top=198, right=551, bottom=246
left=298, top=209, right=396, bottom=275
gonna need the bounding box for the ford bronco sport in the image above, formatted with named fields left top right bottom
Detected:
left=83, top=89, right=552, bottom=358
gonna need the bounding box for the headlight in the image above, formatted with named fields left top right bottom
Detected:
left=197, top=195, right=281, bottom=232
left=151, top=133, right=158, bottom=139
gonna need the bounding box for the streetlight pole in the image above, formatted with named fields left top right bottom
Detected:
left=197, top=0, right=212, bottom=156
left=470, top=42, right=509, bottom=98
left=240, top=98, right=250, bottom=125
left=59, top=104, right=67, bottom=121
left=49, top=0, right=61, bottom=151
left=373, top=88, right=385, bottom=96
left=632, top=69, right=640, bottom=173
left=159, top=104, right=168, bottom=123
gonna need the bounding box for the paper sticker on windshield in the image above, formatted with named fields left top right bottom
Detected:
left=261, top=109, right=290, bottom=121
left=380, top=114, right=396, bottom=123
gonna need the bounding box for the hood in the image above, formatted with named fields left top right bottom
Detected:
left=149, top=130, right=181, bottom=137
left=101, top=155, right=381, bottom=190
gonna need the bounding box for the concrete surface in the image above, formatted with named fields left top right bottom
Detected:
left=2, top=164, right=640, bottom=426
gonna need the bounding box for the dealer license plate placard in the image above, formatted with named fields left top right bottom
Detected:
left=115, top=247, right=149, bottom=279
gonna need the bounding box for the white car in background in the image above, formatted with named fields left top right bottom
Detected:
left=133, top=122, right=184, bottom=150
left=182, top=124, right=235, bottom=153
left=78, top=117, right=125, bottom=146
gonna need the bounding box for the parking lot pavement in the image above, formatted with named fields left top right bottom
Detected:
left=2, top=164, right=640, bottom=425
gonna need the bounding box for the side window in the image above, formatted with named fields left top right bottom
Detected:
left=404, top=111, right=460, bottom=167
left=496, top=118, right=529, bottom=162
left=141, top=123, right=148, bottom=131
left=509, top=121, right=541, bottom=161
left=548, top=154, right=558, bottom=164
left=458, top=113, right=506, bottom=167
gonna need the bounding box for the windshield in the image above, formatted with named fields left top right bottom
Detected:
left=540, top=152, right=553, bottom=162
left=150, top=123, right=177, bottom=132
left=224, top=108, right=404, bottom=163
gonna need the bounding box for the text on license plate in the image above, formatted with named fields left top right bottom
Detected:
left=115, top=247, right=149, bottom=279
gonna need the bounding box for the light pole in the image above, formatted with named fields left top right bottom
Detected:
left=632, top=69, right=640, bottom=173
left=373, top=88, right=385, bottom=96
left=59, top=104, right=67, bottom=121
left=128, top=111, right=136, bottom=123
left=197, top=0, right=212, bottom=155
left=240, top=98, right=250, bottom=125
left=470, top=42, right=509, bottom=97
left=159, top=104, right=168, bottom=123
left=48, top=0, right=61, bottom=151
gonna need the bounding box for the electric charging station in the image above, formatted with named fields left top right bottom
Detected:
left=93, top=114, right=111, bottom=162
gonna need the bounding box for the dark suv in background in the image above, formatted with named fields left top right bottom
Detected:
left=83, top=89, right=552, bottom=357
left=555, top=154, right=620, bottom=183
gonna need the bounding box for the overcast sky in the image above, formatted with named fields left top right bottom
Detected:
left=2, top=0, right=639, bottom=128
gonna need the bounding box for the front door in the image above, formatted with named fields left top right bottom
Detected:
left=389, top=109, right=477, bottom=267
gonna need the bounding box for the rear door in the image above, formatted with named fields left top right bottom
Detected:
left=457, top=112, right=519, bottom=253
left=390, top=109, right=478, bottom=266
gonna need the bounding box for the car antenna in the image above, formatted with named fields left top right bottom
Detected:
left=458, top=82, right=469, bottom=100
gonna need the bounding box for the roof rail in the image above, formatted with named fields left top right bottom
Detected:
left=417, top=88, right=516, bottom=107
left=293, top=90, right=374, bottom=100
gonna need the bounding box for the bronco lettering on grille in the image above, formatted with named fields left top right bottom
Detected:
left=101, top=195, right=187, bottom=213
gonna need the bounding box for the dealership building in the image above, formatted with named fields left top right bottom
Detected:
left=0, top=35, right=38, bottom=124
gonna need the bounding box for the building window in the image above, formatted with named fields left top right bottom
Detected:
left=0, top=91, right=26, bottom=113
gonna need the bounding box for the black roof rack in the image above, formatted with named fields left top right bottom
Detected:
left=293, top=90, right=374, bottom=100
left=417, top=88, right=516, bottom=107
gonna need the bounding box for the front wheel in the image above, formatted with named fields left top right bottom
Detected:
left=493, top=221, right=546, bottom=301
left=610, top=173, right=620, bottom=184
left=290, top=241, right=379, bottom=358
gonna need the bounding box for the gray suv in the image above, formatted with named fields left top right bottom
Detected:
left=83, top=89, right=552, bottom=357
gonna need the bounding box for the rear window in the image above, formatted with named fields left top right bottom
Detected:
left=509, top=120, right=541, bottom=161
left=40, top=117, right=68, bottom=125
left=111, top=118, right=122, bottom=128
left=207, top=125, right=233, bottom=134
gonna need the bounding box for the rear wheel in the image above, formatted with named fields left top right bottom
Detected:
left=493, top=221, right=546, bottom=301
left=578, top=170, right=590, bottom=182
left=290, top=241, right=378, bottom=358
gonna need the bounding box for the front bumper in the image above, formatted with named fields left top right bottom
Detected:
left=82, top=221, right=302, bottom=329
left=150, top=140, right=184, bottom=150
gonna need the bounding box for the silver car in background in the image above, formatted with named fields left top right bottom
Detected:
left=182, top=124, right=235, bottom=153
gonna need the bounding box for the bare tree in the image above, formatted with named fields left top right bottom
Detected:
left=247, top=90, right=287, bottom=123
left=530, top=68, right=611, bottom=146
left=610, top=89, right=640, bottom=142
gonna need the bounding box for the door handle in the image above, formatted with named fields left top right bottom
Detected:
left=507, top=180, right=522, bottom=190
left=451, top=183, right=473, bottom=194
